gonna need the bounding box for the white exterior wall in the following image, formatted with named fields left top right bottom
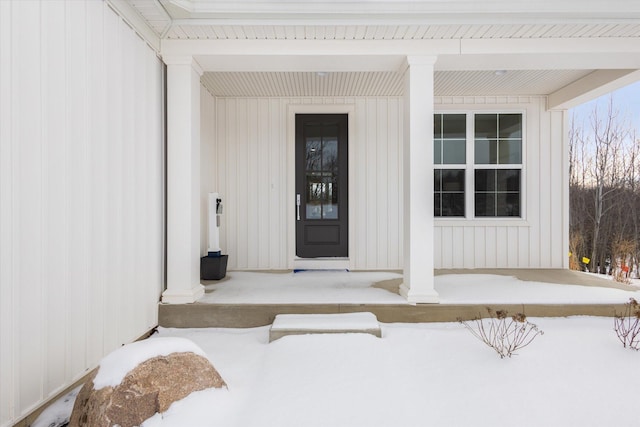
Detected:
left=0, top=2, right=164, bottom=425
left=208, top=95, right=567, bottom=271
left=434, top=96, right=568, bottom=269
left=210, top=97, right=404, bottom=270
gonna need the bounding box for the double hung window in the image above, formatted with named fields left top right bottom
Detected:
left=433, top=113, right=523, bottom=218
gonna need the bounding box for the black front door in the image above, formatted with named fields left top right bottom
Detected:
left=295, top=114, right=348, bottom=258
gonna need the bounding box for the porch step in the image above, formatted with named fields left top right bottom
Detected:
left=269, top=312, right=381, bottom=342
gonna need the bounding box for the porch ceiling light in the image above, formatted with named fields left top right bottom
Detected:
left=494, top=70, right=507, bottom=76
left=316, top=71, right=329, bottom=77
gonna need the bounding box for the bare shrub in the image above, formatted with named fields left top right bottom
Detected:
left=569, top=232, right=583, bottom=271
left=459, top=308, right=544, bottom=358
left=614, top=298, right=640, bottom=350
left=611, top=238, right=635, bottom=284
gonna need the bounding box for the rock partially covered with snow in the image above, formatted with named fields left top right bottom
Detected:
left=69, top=337, right=226, bottom=427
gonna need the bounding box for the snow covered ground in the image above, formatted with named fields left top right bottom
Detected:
left=201, top=270, right=640, bottom=305
left=200, top=271, right=407, bottom=304
left=34, top=272, right=640, bottom=427
left=144, top=317, right=639, bottom=427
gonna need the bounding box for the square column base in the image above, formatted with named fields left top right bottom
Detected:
left=161, top=284, right=205, bottom=304
left=399, top=283, right=439, bottom=304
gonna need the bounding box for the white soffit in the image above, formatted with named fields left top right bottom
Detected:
left=200, top=69, right=593, bottom=97
left=166, top=23, right=640, bottom=40
left=202, top=71, right=403, bottom=97
left=435, top=69, right=594, bottom=96
left=127, top=1, right=640, bottom=41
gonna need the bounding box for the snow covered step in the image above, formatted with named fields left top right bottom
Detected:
left=269, top=312, right=381, bottom=342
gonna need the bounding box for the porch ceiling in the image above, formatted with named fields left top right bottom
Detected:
left=120, top=0, right=640, bottom=103
left=201, top=69, right=594, bottom=97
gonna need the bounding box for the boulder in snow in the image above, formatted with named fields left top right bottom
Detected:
left=69, top=338, right=226, bottom=427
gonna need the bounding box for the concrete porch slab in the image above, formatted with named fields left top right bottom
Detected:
left=269, top=312, right=381, bottom=342
left=157, top=269, right=639, bottom=328
left=158, top=302, right=630, bottom=328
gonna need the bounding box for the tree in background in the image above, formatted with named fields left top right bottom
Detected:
left=569, top=97, right=640, bottom=279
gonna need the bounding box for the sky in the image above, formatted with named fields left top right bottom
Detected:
left=570, top=79, right=640, bottom=133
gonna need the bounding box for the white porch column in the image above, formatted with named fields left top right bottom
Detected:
left=162, top=57, right=205, bottom=304
left=399, top=56, right=439, bottom=304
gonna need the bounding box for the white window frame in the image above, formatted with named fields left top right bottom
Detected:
left=434, top=110, right=527, bottom=223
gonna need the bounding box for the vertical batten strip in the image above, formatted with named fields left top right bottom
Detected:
left=15, top=0, right=45, bottom=412
left=87, top=0, right=107, bottom=369
left=0, top=0, right=14, bottom=423
left=66, top=0, right=90, bottom=380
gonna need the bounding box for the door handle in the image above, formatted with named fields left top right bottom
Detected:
left=296, top=194, right=301, bottom=221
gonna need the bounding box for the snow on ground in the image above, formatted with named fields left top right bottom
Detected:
left=34, top=272, right=640, bottom=427
left=31, top=386, right=82, bottom=427
left=143, top=317, right=640, bottom=427
left=202, top=270, right=640, bottom=305
left=200, top=270, right=407, bottom=304
left=436, top=274, right=640, bottom=304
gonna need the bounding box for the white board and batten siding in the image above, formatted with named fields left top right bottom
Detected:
left=0, top=2, right=164, bottom=426
left=208, top=95, right=568, bottom=271
left=208, top=97, right=404, bottom=271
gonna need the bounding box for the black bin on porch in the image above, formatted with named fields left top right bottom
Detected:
left=200, top=255, right=228, bottom=280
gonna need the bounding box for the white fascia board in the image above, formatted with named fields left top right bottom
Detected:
left=436, top=52, right=640, bottom=71
left=548, top=69, right=640, bottom=110
left=106, top=0, right=162, bottom=52
left=193, top=54, right=408, bottom=72
left=161, top=38, right=640, bottom=73
left=162, top=37, right=640, bottom=59
left=461, top=37, right=640, bottom=56
left=161, top=38, right=460, bottom=57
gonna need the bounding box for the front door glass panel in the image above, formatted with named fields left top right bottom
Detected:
left=305, top=125, right=339, bottom=220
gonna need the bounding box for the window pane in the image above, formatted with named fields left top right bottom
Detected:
left=475, top=193, right=495, bottom=217
left=306, top=138, right=322, bottom=171
left=322, top=139, right=338, bottom=172
left=442, top=114, right=466, bottom=138
left=475, top=114, right=497, bottom=138
left=497, top=193, right=520, bottom=216
left=475, top=169, right=495, bottom=192
left=442, top=193, right=465, bottom=216
left=434, top=139, right=442, bottom=165
left=434, top=114, right=441, bottom=137
left=323, top=177, right=338, bottom=219
left=499, top=114, right=522, bottom=138
left=306, top=180, right=323, bottom=219
left=435, top=169, right=465, bottom=217
left=442, top=169, right=465, bottom=191
left=497, top=169, right=520, bottom=192
left=475, top=169, right=521, bottom=218
left=475, top=139, right=497, bottom=164
left=443, top=139, right=466, bottom=164
left=498, top=140, right=522, bottom=164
